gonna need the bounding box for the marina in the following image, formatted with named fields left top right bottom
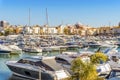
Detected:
left=1, top=0, right=120, bottom=80
left=0, top=35, right=120, bottom=80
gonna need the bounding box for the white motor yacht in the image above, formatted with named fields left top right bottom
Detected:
left=6, top=56, right=70, bottom=80
left=8, top=45, right=22, bottom=54
left=0, top=44, right=11, bottom=54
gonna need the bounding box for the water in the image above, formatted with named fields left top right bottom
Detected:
left=1, top=47, right=120, bottom=80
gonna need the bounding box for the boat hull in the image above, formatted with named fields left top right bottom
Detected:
left=0, top=50, right=11, bottom=53
left=6, top=64, right=54, bottom=80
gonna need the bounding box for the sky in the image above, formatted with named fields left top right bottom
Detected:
left=0, top=0, right=120, bottom=27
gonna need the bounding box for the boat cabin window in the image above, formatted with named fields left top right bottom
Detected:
left=17, top=59, right=35, bottom=65
left=55, top=57, right=70, bottom=65
left=18, top=59, right=54, bottom=71
left=112, top=56, right=119, bottom=62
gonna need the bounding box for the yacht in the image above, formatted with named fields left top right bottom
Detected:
left=114, top=41, right=120, bottom=46
left=6, top=56, right=70, bottom=80
left=82, top=41, right=101, bottom=48
left=8, top=45, right=22, bottom=54
left=40, top=42, right=52, bottom=52
left=98, top=45, right=118, bottom=57
left=23, top=46, right=42, bottom=53
left=0, top=44, right=11, bottom=54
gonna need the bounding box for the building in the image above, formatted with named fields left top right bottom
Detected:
left=111, top=26, right=120, bottom=35
left=0, top=21, right=9, bottom=27
left=24, top=26, right=33, bottom=34
left=32, top=25, right=40, bottom=34
left=15, top=25, right=23, bottom=34
left=56, top=25, right=66, bottom=34
left=42, top=25, right=48, bottom=34
left=48, top=27, right=57, bottom=34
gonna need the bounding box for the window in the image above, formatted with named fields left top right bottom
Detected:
left=55, top=57, right=70, bottom=65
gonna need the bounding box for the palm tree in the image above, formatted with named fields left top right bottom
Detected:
left=90, top=52, right=108, bottom=64
left=71, top=52, right=107, bottom=80
left=71, top=57, right=98, bottom=80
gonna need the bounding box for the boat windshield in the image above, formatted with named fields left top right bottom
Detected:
left=17, top=59, right=39, bottom=65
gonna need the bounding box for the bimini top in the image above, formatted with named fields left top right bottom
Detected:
left=42, top=57, right=63, bottom=71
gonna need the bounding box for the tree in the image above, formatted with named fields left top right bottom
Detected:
left=4, top=27, right=16, bottom=36
left=4, top=29, right=10, bottom=36
left=15, top=28, right=20, bottom=34
left=71, top=57, right=99, bottom=80
left=78, top=30, right=82, bottom=35
left=57, top=26, right=61, bottom=34
left=71, top=52, right=107, bottom=80
left=40, top=28, right=43, bottom=35
left=64, top=28, right=69, bottom=35
left=9, top=28, right=15, bottom=34
left=0, top=32, right=3, bottom=36
left=90, top=52, right=108, bottom=64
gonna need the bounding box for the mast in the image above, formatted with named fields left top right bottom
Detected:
left=61, top=20, right=63, bottom=25
left=46, top=8, right=49, bottom=35
left=109, top=21, right=111, bottom=27
left=46, top=8, right=49, bottom=26
left=29, top=8, right=31, bottom=27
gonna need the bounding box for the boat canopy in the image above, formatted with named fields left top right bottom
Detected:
left=42, top=58, right=63, bottom=71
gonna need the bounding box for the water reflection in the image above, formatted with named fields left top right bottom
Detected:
left=0, top=54, right=10, bottom=58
